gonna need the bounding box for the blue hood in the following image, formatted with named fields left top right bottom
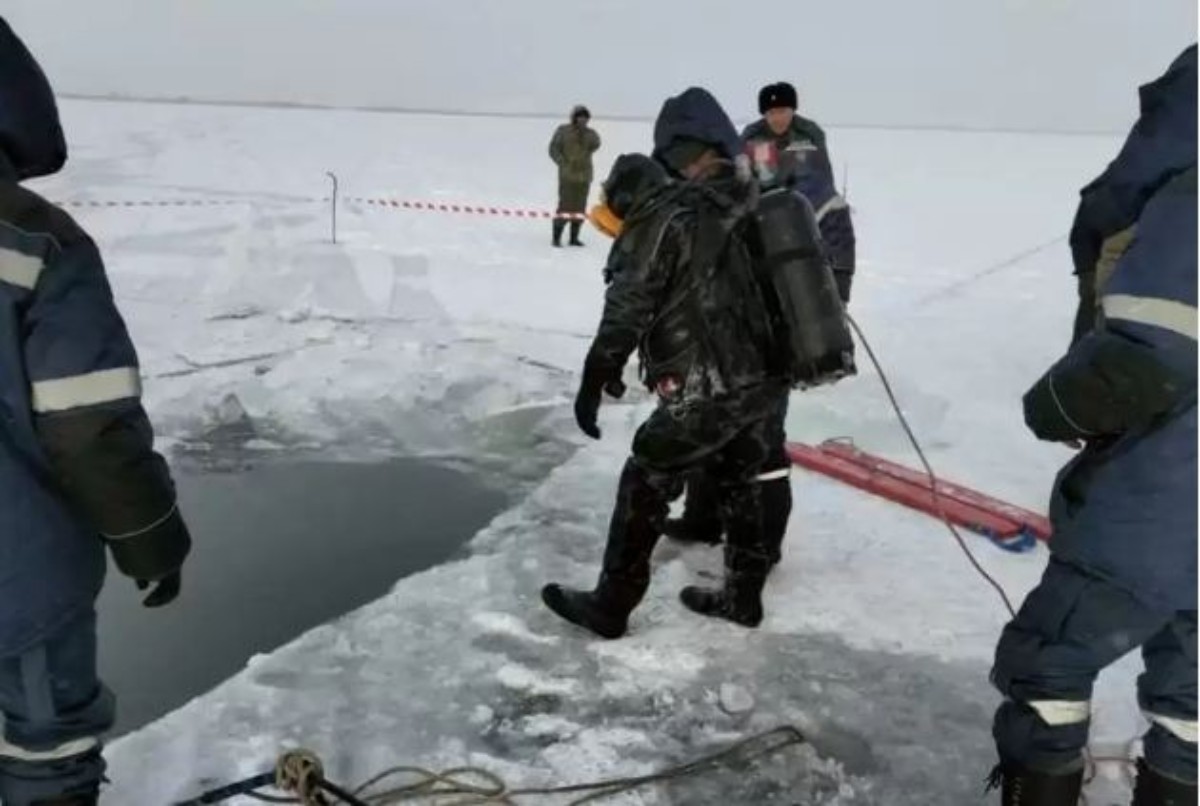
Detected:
left=652, top=87, right=741, bottom=165
left=0, top=17, right=66, bottom=180
left=1146, top=43, right=1196, bottom=104
left=1138, top=43, right=1196, bottom=142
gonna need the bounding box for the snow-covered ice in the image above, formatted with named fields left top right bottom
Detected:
left=26, top=99, right=1149, bottom=803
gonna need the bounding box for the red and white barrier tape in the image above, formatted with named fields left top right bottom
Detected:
left=348, top=197, right=587, bottom=221
left=54, top=195, right=588, bottom=220
left=58, top=199, right=251, bottom=209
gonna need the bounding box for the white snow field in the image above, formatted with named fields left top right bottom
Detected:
left=29, top=99, right=1149, bottom=804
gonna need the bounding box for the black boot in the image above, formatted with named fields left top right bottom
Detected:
left=1131, top=758, right=1197, bottom=806
left=552, top=219, right=566, bottom=247
left=568, top=219, right=584, bottom=246
left=679, top=562, right=768, bottom=627
left=541, top=572, right=644, bottom=640
left=984, top=760, right=1083, bottom=805
left=680, top=477, right=772, bottom=627
left=542, top=460, right=674, bottom=639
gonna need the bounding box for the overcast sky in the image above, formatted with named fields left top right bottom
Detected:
left=6, top=1, right=1197, bottom=132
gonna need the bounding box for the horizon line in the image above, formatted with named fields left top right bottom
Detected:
left=59, top=93, right=1125, bottom=139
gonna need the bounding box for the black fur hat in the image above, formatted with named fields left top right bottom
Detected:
left=758, top=82, right=798, bottom=114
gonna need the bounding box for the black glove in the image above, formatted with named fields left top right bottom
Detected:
left=1024, top=334, right=1186, bottom=443
left=136, top=571, right=181, bottom=608
left=574, top=360, right=624, bottom=440
left=1023, top=371, right=1090, bottom=443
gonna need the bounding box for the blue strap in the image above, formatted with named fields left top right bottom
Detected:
left=986, top=528, right=1039, bottom=554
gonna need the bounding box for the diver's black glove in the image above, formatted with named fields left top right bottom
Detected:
left=574, top=359, right=625, bottom=439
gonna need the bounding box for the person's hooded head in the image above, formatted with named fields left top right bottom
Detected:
left=651, top=87, right=742, bottom=180
left=0, top=17, right=67, bottom=180
left=589, top=153, right=670, bottom=238
left=570, top=104, right=592, bottom=128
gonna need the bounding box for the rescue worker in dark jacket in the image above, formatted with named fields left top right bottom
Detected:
left=662, top=81, right=858, bottom=560
left=988, top=45, right=1197, bottom=806
left=1067, top=47, right=1197, bottom=344
left=743, top=81, right=855, bottom=300
left=541, top=87, right=787, bottom=638
left=548, top=105, right=601, bottom=247
left=0, top=19, right=192, bottom=806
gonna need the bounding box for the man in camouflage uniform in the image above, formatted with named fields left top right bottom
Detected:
left=548, top=105, right=601, bottom=247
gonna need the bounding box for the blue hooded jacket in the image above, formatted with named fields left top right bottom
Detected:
left=1069, top=45, right=1197, bottom=280
left=1023, top=46, right=1197, bottom=612
left=1027, top=164, right=1197, bottom=612
left=0, top=17, right=190, bottom=656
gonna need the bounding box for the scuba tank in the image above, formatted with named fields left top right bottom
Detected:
left=749, top=186, right=856, bottom=388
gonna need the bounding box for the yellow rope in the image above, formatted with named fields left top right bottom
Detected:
left=242, top=726, right=805, bottom=806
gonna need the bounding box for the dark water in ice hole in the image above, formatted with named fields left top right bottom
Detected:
left=96, top=457, right=508, bottom=736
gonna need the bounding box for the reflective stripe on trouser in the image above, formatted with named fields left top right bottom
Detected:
left=1145, top=712, right=1199, bottom=743
left=992, top=559, right=1197, bottom=781
left=0, top=611, right=114, bottom=805
left=755, top=467, right=791, bottom=482
left=0, top=736, right=98, bottom=763
left=1028, top=700, right=1090, bottom=727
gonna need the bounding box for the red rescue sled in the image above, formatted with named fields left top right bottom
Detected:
left=786, top=441, right=1051, bottom=552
